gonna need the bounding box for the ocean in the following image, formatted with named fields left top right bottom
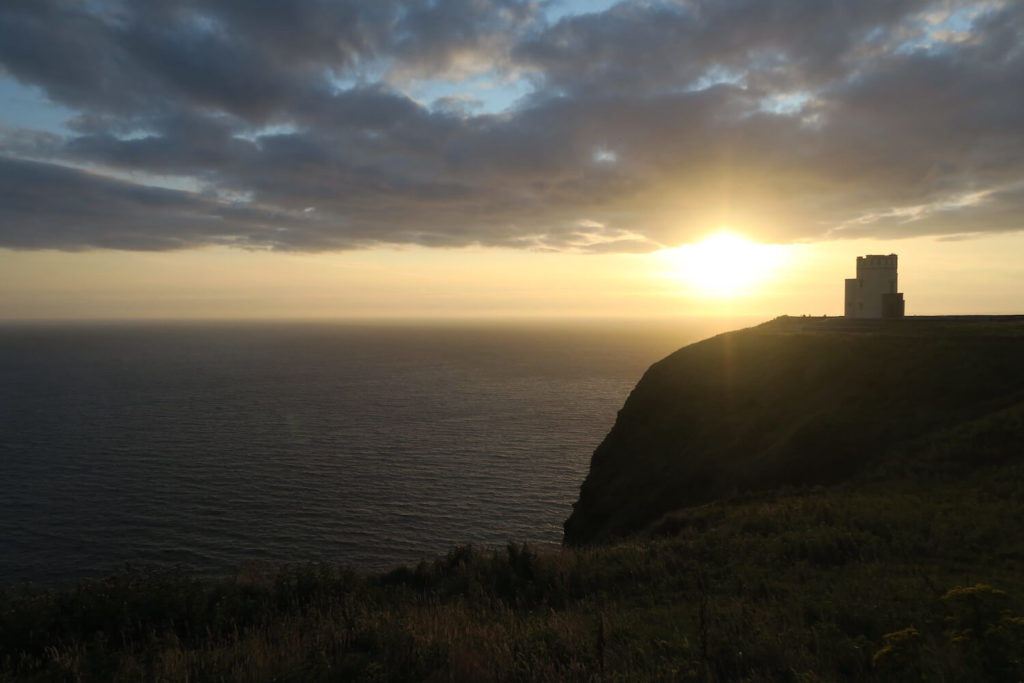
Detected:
left=0, top=318, right=756, bottom=585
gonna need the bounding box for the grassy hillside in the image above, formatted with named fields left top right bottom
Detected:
left=564, top=316, right=1024, bottom=545
left=3, top=316, right=1022, bottom=681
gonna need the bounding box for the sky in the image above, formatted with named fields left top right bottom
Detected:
left=0, top=0, right=1021, bottom=319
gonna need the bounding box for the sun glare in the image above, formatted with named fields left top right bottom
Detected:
left=660, top=231, right=789, bottom=297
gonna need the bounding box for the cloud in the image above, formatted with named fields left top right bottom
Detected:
left=0, top=156, right=337, bottom=251
left=0, top=0, right=1022, bottom=252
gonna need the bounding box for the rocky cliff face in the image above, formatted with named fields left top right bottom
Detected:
left=564, top=316, right=1024, bottom=545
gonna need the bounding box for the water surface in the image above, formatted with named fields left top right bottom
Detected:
left=0, top=318, right=756, bottom=584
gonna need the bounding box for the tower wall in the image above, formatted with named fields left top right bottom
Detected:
left=855, top=254, right=898, bottom=318
left=844, top=254, right=903, bottom=318
left=844, top=279, right=859, bottom=317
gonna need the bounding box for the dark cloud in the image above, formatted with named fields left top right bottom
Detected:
left=514, top=0, right=933, bottom=97
left=391, top=0, right=539, bottom=76
left=0, top=155, right=335, bottom=251
left=0, top=0, right=1022, bottom=252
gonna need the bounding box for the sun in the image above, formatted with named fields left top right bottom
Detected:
left=659, top=231, right=789, bottom=297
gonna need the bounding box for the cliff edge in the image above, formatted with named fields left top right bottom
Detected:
left=564, top=315, right=1024, bottom=545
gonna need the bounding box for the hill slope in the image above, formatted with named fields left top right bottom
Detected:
left=564, top=316, right=1024, bottom=545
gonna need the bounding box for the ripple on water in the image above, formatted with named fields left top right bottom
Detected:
left=0, top=320, right=731, bottom=585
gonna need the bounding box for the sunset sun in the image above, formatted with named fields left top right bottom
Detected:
left=661, top=231, right=790, bottom=297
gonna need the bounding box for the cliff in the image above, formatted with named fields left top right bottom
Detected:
left=564, top=315, right=1024, bottom=545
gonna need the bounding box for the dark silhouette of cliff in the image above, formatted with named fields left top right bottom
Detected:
left=564, top=316, right=1024, bottom=545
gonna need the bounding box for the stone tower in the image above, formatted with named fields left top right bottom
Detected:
left=844, top=254, right=905, bottom=319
